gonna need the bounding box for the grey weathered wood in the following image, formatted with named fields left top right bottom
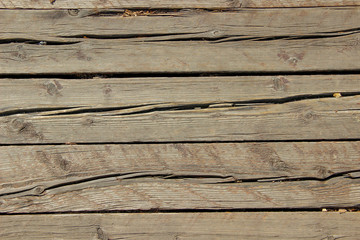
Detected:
left=1, top=75, right=360, bottom=111
left=1, top=8, right=360, bottom=74
left=1, top=175, right=359, bottom=212
left=1, top=212, right=360, bottom=240
left=0, top=0, right=359, bottom=9
left=1, top=142, right=359, bottom=195
left=1, top=96, right=359, bottom=144
left=0, top=0, right=240, bottom=9
left=3, top=8, right=360, bottom=40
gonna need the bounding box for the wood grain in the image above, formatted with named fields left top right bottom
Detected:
left=1, top=96, right=359, bottom=144
left=1, top=176, right=360, bottom=212
left=0, top=0, right=359, bottom=9
left=3, top=8, right=360, bottom=40
left=1, top=75, right=360, bottom=111
left=1, top=8, right=360, bottom=74
left=1, top=142, right=359, bottom=195
left=1, top=212, right=360, bottom=240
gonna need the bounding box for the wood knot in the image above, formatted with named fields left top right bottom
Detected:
left=33, top=186, right=45, bottom=195
left=68, top=9, right=80, bottom=16
left=83, top=117, right=95, bottom=126
left=54, top=155, right=72, bottom=171
left=277, top=50, right=305, bottom=67
left=102, top=84, right=112, bottom=97
left=43, top=80, right=63, bottom=96
left=272, top=76, right=289, bottom=91
left=226, top=0, right=242, bottom=8
left=96, top=227, right=109, bottom=240
left=9, top=118, right=44, bottom=140
left=300, top=111, right=318, bottom=123
left=12, top=45, right=27, bottom=60
left=314, top=166, right=334, bottom=178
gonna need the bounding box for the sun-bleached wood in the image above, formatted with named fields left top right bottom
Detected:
left=0, top=0, right=359, bottom=9
left=1, top=96, right=359, bottom=144
left=1, top=142, right=359, bottom=195
left=1, top=176, right=359, bottom=212
left=1, top=213, right=360, bottom=240
left=1, top=75, right=360, bottom=111
left=1, top=8, right=360, bottom=74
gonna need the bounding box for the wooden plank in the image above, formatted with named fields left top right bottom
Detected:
left=1, top=142, right=359, bottom=212
left=1, top=212, right=360, bottom=240
left=1, top=8, right=360, bottom=74
left=1, top=176, right=360, bottom=212
left=0, top=96, right=359, bottom=144
left=1, top=75, right=359, bottom=111
left=1, top=142, right=359, bottom=195
left=0, top=0, right=239, bottom=9
left=3, top=8, right=360, bottom=40
left=0, top=0, right=360, bottom=9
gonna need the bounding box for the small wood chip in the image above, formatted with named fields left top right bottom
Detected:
left=338, top=209, right=347, bottom=213
left=333, top=93, right=342, bottom=98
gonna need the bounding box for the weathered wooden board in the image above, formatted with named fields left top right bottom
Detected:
left=1, top=213, right=360, bottom=240
left=1, top=176, right=359, bottom=212
left=1, top=8, right=360, bottom=74
left=1, top=75, right=360, bottom=111
left=3, top=8, right=360, bottom=40
left=1, top=142, right=359, bottom=195
left=1, top=0, right=360, bottom=9
left=1, top=96, right=359, bottom=144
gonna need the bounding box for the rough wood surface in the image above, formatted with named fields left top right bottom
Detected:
left=1, top=142, right=359, bottom=212
left=1, top=75, right=360, bottom=111
left=1, top=0, right=359, bottom=9
left=1, top=96, right=359, bottom=144
left=1, top=213, right=360, bottom=240
left=1, top=142, right=359, bottom=195
left=1, top=175, right=359, bottom=212
left=1, top=8, right=360, bottom=74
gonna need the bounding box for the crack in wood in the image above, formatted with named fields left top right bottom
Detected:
left=1, top=169, right=360, bottom=199
left=1, top=92, right=359, bottom=117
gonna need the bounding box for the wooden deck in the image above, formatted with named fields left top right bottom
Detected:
left=1, top=0, right=360, bottom=239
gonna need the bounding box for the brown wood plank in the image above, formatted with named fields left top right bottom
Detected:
left=1, top=176, right=359, bottom=212
left=0, top=0, right=359, bottom=9
left=1, top=212, right=360, bottom=240
left=1, top=96, right=359, bottom=144
left=1, top=142, right=359, bottom=195
left=1, top=8, right=360, bottom=74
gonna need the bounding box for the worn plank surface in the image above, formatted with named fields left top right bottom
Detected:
left=1, top=142, right=359, bottom=195
left=1, top=212, right=360, bottom=239
left=1, top=142, right=359, bottom=212
left=1, top=96, right=359, bottom=144
left=1, top=8, right=360, bottom=74
left=1, top=75, right=360, bottom=111
left=1, top=176, right=360, bottom=212
left=3, top=8, right=360, bottom=39
left=0, top=174, right=359, bottom=212
left=1, top=0, right=360, bottom=9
